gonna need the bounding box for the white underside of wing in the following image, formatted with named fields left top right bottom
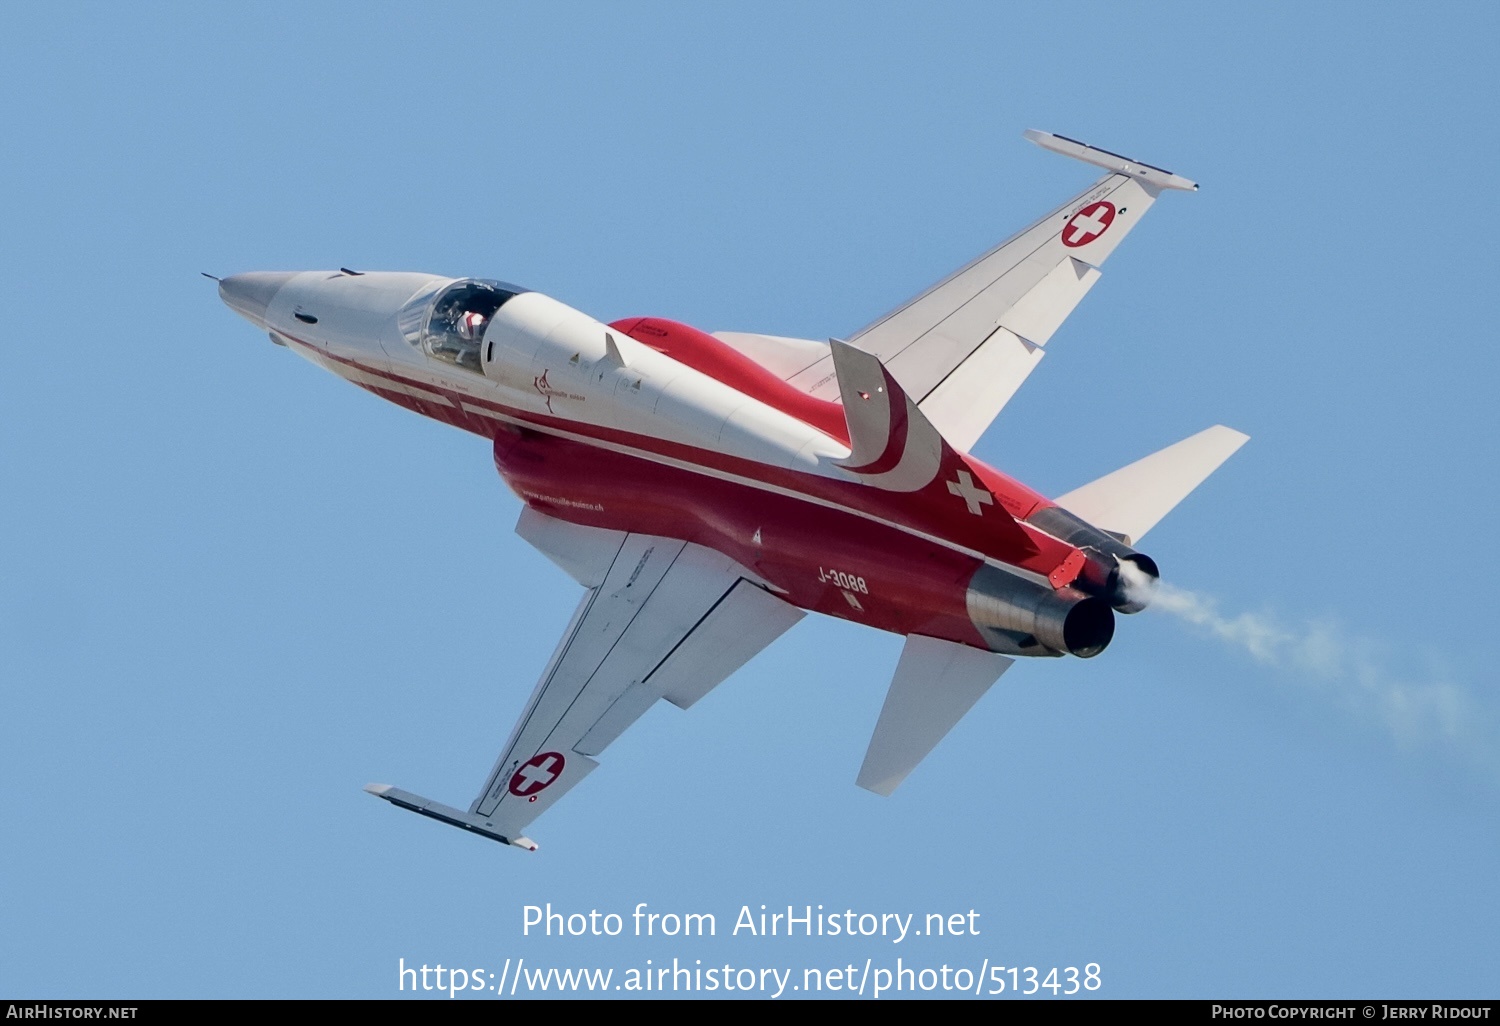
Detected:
left=789, top=173, right=1160, bottom=412
left=763, top=132, right=1199, bottom=450
left=913, top=328, right=1043, bottom=454
left=468, top=510, right=804, bottom=840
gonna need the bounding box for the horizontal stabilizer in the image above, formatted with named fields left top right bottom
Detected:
left=857, top=635, right=1014, bottom=796
left=1053, top=425, right=1249, bottom=545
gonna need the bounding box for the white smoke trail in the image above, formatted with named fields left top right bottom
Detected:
left=1118, top=561, right=1496, bottom=775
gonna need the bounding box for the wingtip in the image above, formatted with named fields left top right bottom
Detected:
left=1023, top=129, right=1199, bottom=192
left=1209, top=424, right=1252, bottom=446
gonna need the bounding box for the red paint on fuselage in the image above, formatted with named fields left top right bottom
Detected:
left=609, top=317, right=850, bottom=442
left=493, top=424, right=989, bottom=648
left=603, top=317, right=1064, bottom=564
left=281, top=323, right=1085, bottom=625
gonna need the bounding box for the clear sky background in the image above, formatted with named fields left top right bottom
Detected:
left=2, top=1, right=1497, bottom=1000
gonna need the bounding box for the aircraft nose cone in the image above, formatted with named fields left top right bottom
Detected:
left=219, top=271, right=298, bottom=328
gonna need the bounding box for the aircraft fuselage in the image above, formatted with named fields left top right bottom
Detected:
left=221, top=269, right=1148, bottom=660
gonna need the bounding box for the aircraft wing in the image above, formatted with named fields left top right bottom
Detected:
left=781, top=131, right=1197, bottom=451
left=366, top=508, right=804, bottom=850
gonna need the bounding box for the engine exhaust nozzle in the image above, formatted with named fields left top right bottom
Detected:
left=966, top=564, right=1115, bottom=659
left=1027, top=506, right=1161, bottom=613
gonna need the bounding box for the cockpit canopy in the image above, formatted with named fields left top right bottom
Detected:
left=400, top=278, right=528, bottom=372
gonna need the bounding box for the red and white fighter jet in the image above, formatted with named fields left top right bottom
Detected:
left=217, top=131, right=1246, bottom=851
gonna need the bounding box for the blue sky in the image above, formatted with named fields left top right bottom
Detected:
left=2, top=1, right=1497, bottom=999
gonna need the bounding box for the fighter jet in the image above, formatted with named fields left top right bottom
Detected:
left=217, top=131, right=1246, bottom=851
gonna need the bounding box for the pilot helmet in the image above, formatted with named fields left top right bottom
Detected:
left=456, top=310, right=487, bottom=342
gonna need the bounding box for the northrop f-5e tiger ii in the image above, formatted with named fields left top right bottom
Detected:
left=216, top=131, right=1247, bottom=851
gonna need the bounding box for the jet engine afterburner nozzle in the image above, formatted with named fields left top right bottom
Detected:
left=966, top=564, right=1116, bottom=659
left=1112, top=553, right=1160, bottom=614
left=1025, top=505, right=1160, bottom=614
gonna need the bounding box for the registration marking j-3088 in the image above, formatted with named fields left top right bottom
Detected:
left=817, top=567, right=870, bottom=594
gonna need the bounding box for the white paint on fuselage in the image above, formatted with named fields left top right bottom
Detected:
left=265, top=270, right=445, bottom=376
left=266, top=273, right=855, bottom=480
left=250, top=271, right=1054, bottom=591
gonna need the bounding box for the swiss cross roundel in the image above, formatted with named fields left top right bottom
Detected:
left=509, top=751, right=566, bottom=798
left=1062, top=201, right=1116, bottom=248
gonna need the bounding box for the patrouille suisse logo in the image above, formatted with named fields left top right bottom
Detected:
left=533, top=369, right=584, bottom=414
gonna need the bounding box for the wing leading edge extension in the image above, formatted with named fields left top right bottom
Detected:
left=366, top=508, right=804, bottom=850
